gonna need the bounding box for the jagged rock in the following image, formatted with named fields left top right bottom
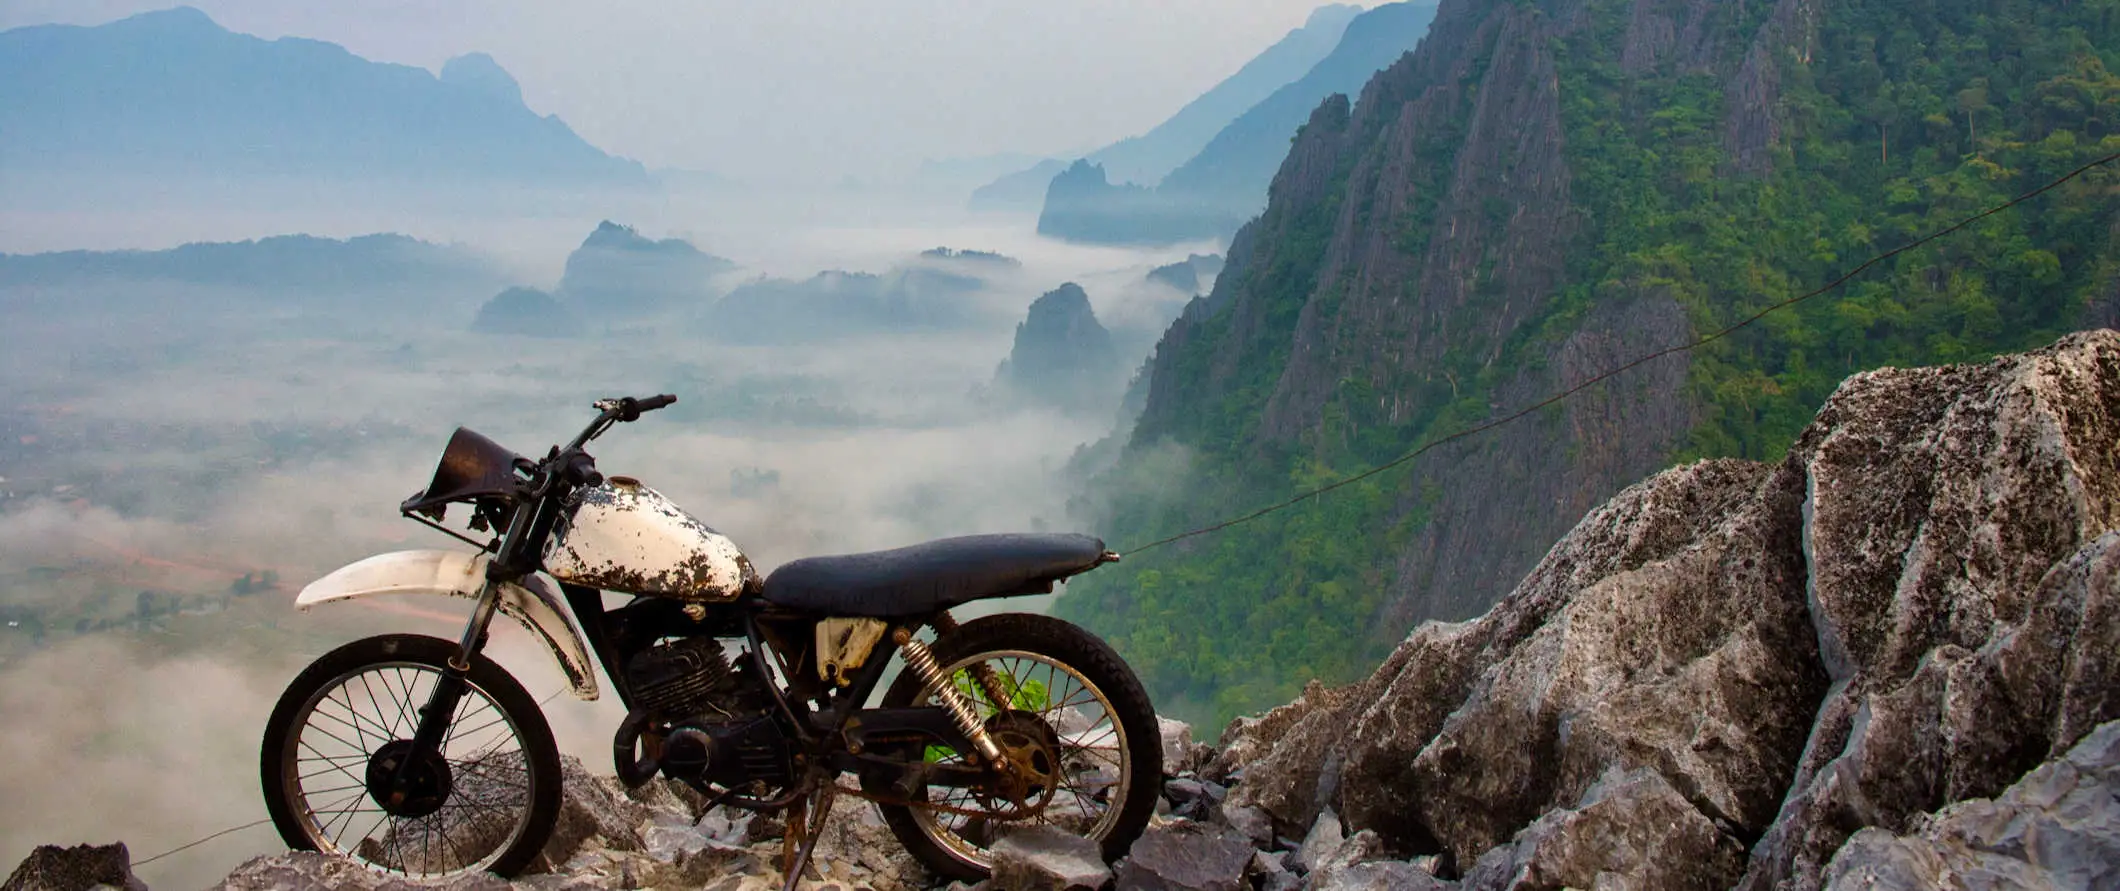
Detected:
left=1213, top=332, right=2120, bottom=888
left=1818, top=718, right=2120, bottom=890
left=1300, top=828, right=1450, bottom=890
left=214, top=849, right=489, bottom=890
left=1456, top=767, right=1744, bottom=891
left=1215, top=801, right=1273, bottom=847
left=1157, top=717, right=1211, bottom=776
left=989, top=825, right=1112, bottom=891
left=532, top=756, right=651, bottom=870
left=2, top=842, right=146, bottom=891
left=1111, top=821, right=1255, bottom=891
left=1291, top=806, right=1344, bottom=874
left=1162, top=778, right=1224, bottom=822
left=1249, top=850, right=1301, bottom=891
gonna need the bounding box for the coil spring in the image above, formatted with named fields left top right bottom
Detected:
left=897, top=634, right=1003, bottom=763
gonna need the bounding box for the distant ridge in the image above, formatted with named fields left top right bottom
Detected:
left=0, top=7, right=646, bottom=183
left=967, top=4, right=1360, bottom=211
left=0, top=233, right=501, bottom=291
left=1037, top=2, right=1439, bottom=246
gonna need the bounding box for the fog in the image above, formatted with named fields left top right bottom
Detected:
left=0, top=189, right=1216, bottom=885
left=0, top=1, right=1368, bottom=184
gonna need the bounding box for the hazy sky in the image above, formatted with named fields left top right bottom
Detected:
left=1, top=1, right=1372, bottom=183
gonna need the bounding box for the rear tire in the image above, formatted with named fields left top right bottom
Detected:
left=259, top=634, right=562, bottom=879
left=870, top=613, right=1162, bottom=881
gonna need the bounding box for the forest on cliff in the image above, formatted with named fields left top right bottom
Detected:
left=1061, top=0, right=2120, bottom=727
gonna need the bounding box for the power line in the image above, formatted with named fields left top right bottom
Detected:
left=1123, top=150, right=2120, bottom=556
left=132, top=685, right=571, bottom=871
left=132, top=819, right=272, bottom=868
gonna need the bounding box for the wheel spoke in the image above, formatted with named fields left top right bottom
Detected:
left=276, top=653, right=539, bottom=880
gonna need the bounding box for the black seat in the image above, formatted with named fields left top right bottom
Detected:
left=761, top=533, right=1109, bottom=617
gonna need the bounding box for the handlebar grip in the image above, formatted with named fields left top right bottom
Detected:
left=636, top=394, right=677, bottom=412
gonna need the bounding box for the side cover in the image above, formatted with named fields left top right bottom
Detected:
left=296, top=549, right=600, bottom=700
left=543, top=478, right=755, bottom=602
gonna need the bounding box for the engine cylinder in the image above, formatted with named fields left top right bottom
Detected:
left=626, top=637, right=734, bottom=717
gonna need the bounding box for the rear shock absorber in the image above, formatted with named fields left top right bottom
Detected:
left=893, top=628, right=1004, bottom=764
left=932, top=611, right=1015, bottom=716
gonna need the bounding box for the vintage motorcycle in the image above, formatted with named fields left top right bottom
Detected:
left=258, top=395, right=1161, bottom=886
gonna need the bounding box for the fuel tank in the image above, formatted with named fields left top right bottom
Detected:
left=543, top=477, right=756, bottom=602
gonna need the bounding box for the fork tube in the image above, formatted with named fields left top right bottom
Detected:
left=406, top=580, right=500, bottom=764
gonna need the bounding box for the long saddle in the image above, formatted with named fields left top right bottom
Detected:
left=761, top=533, right=1109, bottom=617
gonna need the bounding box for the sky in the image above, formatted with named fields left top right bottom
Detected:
left=0, top=1, right=1373, bottom=184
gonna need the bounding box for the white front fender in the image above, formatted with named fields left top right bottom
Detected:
left=297, top=550, right=600, bottom=701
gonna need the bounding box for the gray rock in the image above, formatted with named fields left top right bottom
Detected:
left=214, top=850, right=449, bottom=890
left=3, top=843, right=146, bottom=891
left=1209, top=332, right=2120, bottom=890
left=1454, top=767, right=1743, bottom=891
left=989, top=825, right=1112, bottom=891
left=534, top=756, right=652, bottom=871
left=1292, top=807, right=1344, bottom=873
left=1113, top=821, right=1254, bottom=891
left=1158, top=718, right=1211, bottom=776
left=1217, top=801, right=1274, bottom=847
left=1820, top=719, right=2120, bottom=890
left=1309, top=860, right=1446, bottom=891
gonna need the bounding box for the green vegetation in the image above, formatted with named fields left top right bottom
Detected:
left=1061, top=0, right=2120, bottom=729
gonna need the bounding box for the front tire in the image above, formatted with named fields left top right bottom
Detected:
left=259, top=634, right=562, bottom=879
left=871, top=613, right=1163, bottom=881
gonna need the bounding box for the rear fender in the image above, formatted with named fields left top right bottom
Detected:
left=296, top=550, right=600, bottom=701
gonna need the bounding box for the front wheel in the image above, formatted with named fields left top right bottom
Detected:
left=870, top=613, right=1163, bottom=881
left=259, top=634, right=562, bottom=879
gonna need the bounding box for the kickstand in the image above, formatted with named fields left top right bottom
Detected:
left=779, top=783, right=838, bottom=891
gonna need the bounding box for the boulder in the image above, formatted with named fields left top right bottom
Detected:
left=1819, top=719, right=2120, bottom=890
left=1111, top=821, right=1255, bottom=891
left=989, top=825, right=1112, bottom=891
left=2, top=843, right=146, bottom=891
left=1456, top=767, right=1744, bottom=891
left=1157, top=717, right=1211, bottom=776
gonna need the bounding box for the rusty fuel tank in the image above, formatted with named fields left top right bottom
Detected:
left=543, top=477, right=756, bottom=602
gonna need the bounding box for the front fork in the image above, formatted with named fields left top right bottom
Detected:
left=390, top=580, right=504, bottom=800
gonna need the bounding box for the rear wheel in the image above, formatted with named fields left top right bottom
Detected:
left=869, top=613, right=1162, bottom=881
left=259, top=634, right=562, bottom=879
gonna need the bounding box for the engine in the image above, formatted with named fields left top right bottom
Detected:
left=614, top=636, right=791, bottom=792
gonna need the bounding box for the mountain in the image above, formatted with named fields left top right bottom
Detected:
left=0, top=7, right=645, bottom=183
left=558, top=222, right=734, bottom=321
left=1037, top=2, right=1439, bottom=246
left=995, top=283, right=1125, bottom=414
left=1146, top=254, right=1226, bottom=295
left=1089, top=5, right=1362, bottom=187
left=705, top=249, right=1022, bottom=343
left=471, top=287, right=579, bottom=338
left=968, top=159, right=1071, bottom=212
left=0, top=233, right=500, bottom=293
left=967, top=4, right=1358, bottom=211
left=1061, top=0, right=2120, bottom=729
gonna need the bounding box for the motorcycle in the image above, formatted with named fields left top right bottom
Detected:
left=258, top=395, right=1161, bottom=887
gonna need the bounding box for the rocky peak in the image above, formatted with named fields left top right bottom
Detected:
left=996, top=283, right=1124, bottom=414
left=439, top=52, right=524, bottom=108
left=557, top=222, right=733, bottom=322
